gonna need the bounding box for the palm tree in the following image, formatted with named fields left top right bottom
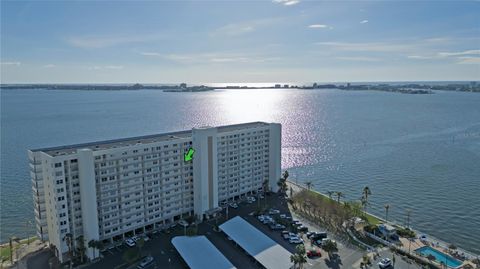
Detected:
left=305, top=181, right=313, bottom=191
left=88, top=239, right=98, bottom=260
left=136, top=238, right=145, bottom=255
left=64, top=233, right=73, bottom=268
left=290, top=253, right=299, bottom=268
left=362, top=186, right=372, bottom=212
left=75, top=236, right=86, bottom=263
left=335, top=191, right=345, bottom=203
left=384, top=204, right=390, bottom=222
left=405, top=209, right=412, bottom=228
left=262, top=179, right=269, bottom=193
left=277, top=176, right=287, bottom=193
left=326, top=191, right=335, bottom=200
left=290, top=244, right=307, bottom=269
left=262, top=179, right=269, bottom=206
left=322, top=240, right=338, bottom=259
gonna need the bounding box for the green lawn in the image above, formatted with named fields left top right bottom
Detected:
left=1, top=245, right=12, bottom=262
left=364, top=213, right=381, bottom=225
left=0, top=236, right=38, bottom=262
left=294, top=184, right=383, bottom=225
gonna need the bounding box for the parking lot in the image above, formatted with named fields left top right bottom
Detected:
left=27, top=191, right=423, bottom=269
left=86, top=192, right=356, bottom=269
left=86, top=192, right=293, bottom=269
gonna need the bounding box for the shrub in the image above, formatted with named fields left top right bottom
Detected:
left=397, top=227, right=416, bottom=238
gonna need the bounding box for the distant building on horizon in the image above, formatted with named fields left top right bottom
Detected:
left=29, top=122, right=281, bottom=262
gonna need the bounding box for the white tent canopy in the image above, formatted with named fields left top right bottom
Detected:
left=219, top=216, right=293, bottom=269
left=171, top=236, right=236, bottom=269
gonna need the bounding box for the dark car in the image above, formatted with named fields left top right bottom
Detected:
left=310, top=232, right=328, bottom=241
left=298, top=225, right=308, bottom=232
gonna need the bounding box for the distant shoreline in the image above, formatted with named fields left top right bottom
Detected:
left=1, top=82, right=478, bottom=93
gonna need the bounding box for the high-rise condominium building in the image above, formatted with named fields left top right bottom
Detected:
left=28, top=122, right=281, bottom=261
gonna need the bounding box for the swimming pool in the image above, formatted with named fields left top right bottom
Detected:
left=415, top=246, right=462, bottom=268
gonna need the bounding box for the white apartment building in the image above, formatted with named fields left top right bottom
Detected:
left=29, top=122, right=281, bottom=262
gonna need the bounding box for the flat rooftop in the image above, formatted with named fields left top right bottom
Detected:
left=219, top=216, right=293, bottom=269
left=171, top=236, right=236, bottom=269
left=30, top=121, right=271, bottom=157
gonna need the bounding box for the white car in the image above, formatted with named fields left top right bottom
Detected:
left=289, top=237, right=304, bottom=244
left=131, top=236, right=141, bottom=242
left=125, top=238, right=136, bottom=247
left=279, top=214, right=287, bottom=219
left=378, top=258, right=392, bottom=269
left=142, top=235, right=150, bottom=242
left=137, top=256, right=154, bottom=269
left=229, top=202, right=238, bottom=209
left=178, top=220, right=189, bottom=227
left=269, top=209, right=280, bottom=214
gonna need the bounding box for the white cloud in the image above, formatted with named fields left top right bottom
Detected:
left=407, top=55, right=435, bottom=59
left=360, top=20, right=369, bottom=24
left=43, top=64, right=56, bottom=68
left=212, top=18, right=283, bottom=36
left=88, top=65, right=124, bottom=70
left=139, top=50, right=278, bottom=64
left=315, top=41, right=413, bottom=52
left=139, top=52, right=162, bottom=56
left=273, top=0, right=300, bottom=6
left=67, top=34, right=160, bottom=49
left=407, top=50, right=480, bottom=61
left=309, top=24, right=328, bottom=29
left=214, top=24, right=255, bottom=36
left=336, top=56, right=381, bottom=62
left=1, top=61, right=21, bottom=66
left=456, top=57, right=480, bottom=64
left=438, top=49, right=480, bottom=57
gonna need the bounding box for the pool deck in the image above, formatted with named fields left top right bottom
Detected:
left=407, top=240, right=466, bottom=268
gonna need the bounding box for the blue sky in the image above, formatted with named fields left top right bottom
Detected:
left=1, top=0, right=479, bottom=83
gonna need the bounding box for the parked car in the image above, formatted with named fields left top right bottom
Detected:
left=178, top=219, right=189, bottom=227
left=279, top=214, right=287, bottom=219
left=137, top=256, right=154, bottom=269
left=258, top=215, right=265, bottom=222
left=131, top=236, right=141, bottom=242
left=270, top=223, right=285, bottom=230
left=378, top=258, right=392, bottom=269
left=292, top=220, right=302, bottom=226
left=307, top=250, right=322, bottom=258
left=289, top=237, right=304, bottom=244
left=125, top=238, right=136, bottom=247
left=313, top=238, right=334, bottom=248
left=297, top=225, right=309, bottom=232
left=268, top=209, right=280, bottom=214
left=229, top=202, right=238, bottom=209
left=262, top=218, right=273, bottom=225
left=310, top=232, right=328, bottom=241
left=283, top=232, right=297, bottom=240
left=142, top=235, right=150, bottom=242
